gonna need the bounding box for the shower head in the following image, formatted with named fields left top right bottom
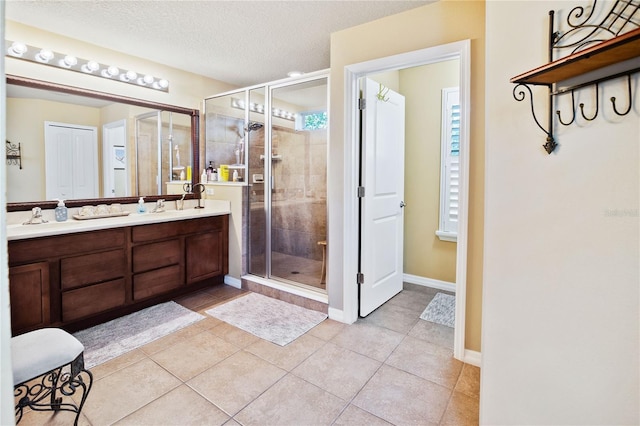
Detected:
left=246, top=122, right=264, bottom=132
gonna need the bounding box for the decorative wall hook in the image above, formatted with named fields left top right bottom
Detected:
left=578, top=83, right=599, bottom=121
left=556, top=90, right=577, bottom=126
left=610, top=74, right=633, bottom=116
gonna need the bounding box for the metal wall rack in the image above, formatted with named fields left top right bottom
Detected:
left=511, top=0, right=640, bottom=154
left=6, top=140, right=22, bottom=169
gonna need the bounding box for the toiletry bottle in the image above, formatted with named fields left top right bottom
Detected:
left=137, top=196, right=146, bottom=213
left=207, top=161, right=215, bottom=181
left=232, top=169, right=239, bottom=182
left=212, top=167, right=218, bottom=182
left=201, top=169, right=208, bottom=183
left=55, top=199, right=68, bottom=222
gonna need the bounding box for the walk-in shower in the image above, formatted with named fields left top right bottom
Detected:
left=204, top=73, right=329, bottom=292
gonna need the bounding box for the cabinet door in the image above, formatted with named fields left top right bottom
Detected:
left=9, top=262, right=50, bottom=335
left=186, top=230, right=223, bottom=284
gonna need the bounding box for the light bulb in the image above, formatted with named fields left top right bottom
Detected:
left=36, top=49, right=54, bottom=63
left=157, top=79, right=169, bottom=89
left=121, top=70, right=137, bottom=81
left=143, top=74, right=154, bottom=85
left=81, top=60, right=100, bottom=73
left=8, top=42, right=27, bottom=57
left=59, top=55, right=77, bottom=68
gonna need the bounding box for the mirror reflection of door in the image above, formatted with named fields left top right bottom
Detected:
left=44, top=121, right=98, bottom=200
left=103, top=119, right=129, bottom=197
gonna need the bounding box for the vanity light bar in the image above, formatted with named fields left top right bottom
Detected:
left=230, top=97, right=296, bottom=121
left=5, top=41, right=169, bottom=92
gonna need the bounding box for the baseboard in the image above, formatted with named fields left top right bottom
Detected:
left=403, top=273, right=456, bottom=293
left=463, top=349, right=481, bottom=367
left=224, top=275, right=242, bottom=289
left=328, top=307, right=353, bottom=324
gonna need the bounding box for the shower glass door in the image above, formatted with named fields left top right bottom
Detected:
left=248, top=86, right=267, bottom=278
left=268, top=77, right=328, bottom=289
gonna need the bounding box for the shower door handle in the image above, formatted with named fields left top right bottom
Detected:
left=400, top=201, right=406, bottom=208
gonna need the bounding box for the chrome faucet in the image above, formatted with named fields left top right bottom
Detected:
left=151, top=199, right=165, bottom=213
left=23, top=207, right=48, bottom=225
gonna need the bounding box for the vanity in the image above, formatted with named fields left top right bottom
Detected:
left=7, top=202, right=230, bottom=336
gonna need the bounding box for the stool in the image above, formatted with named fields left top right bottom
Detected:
left=317, top=240, right=327, bottom=285
left=12, top=328, right=93, bottom=426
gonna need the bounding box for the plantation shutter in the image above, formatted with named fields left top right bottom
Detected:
left=437, top=88, right=460, bottom=241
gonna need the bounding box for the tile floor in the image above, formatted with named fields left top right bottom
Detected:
left=19, top=283, right=479, bottom=425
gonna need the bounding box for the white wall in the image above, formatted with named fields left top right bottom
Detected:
left=482, top=1, right=639, bottom=424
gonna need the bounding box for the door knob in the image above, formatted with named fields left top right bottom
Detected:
left=400, top=201, right=406, bottom=208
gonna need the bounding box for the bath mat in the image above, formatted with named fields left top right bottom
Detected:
left=74, top=301, right=204, bottom=369
left=205, top=293, right=327, bottom=346
left=420, top=293, right=455, bottom=328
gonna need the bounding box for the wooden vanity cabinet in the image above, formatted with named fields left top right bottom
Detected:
left=8, top=215, right=228, bottom=335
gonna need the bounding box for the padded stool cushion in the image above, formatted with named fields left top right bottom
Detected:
left=12, top=328, right=85, bottom=386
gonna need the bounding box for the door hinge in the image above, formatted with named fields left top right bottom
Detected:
left=357, top=272, right=364, bottom=284
left=358, top=98, right=366, bottom=110
left=357, top=186, right=365, bottom=198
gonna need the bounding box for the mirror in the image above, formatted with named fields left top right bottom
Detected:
left=5, top=75, right=200, bottom=211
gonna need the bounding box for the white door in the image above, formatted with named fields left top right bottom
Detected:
left=359, top=78, right=406, bottom=316
left=45, top=122, right=98, bottom=200
left=103, top=119, right=128, bottom=197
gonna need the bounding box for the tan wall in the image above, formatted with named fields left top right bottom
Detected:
left=329, top=0, right=485, bottom=351
left=400, top=60, right=459, bottom=283
left=6, top=98, right=101, bottom=202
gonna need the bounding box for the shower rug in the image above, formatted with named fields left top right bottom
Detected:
left=74, top=301, right=204, bottom=369
left=420, top=292, right=456, bottom=328
left=206, top=292, right=327, bottom=346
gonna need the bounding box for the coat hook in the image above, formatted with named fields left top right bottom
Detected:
left=556, top=90, right=576, bottom=126
left=578, top=83, right=599, bottom=121
left=610, top=74, right=633, bottom=116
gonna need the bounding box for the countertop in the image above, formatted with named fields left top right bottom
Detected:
left=6, top=199, right=231, bottom=241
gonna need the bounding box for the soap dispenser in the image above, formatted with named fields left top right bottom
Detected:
left=55, top=199, right=68, bottom=222
left=137, top=196, right=146, bottom=213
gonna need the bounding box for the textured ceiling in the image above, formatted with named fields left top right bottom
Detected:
left=5, top=0, right=431, bottom=87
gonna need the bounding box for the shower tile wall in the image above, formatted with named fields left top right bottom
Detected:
left=205, top=113, right=245, bottom=171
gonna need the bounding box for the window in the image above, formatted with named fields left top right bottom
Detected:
left=436, top=87, right=460, bottom=242
left=295, top=111, right=327, bottom=131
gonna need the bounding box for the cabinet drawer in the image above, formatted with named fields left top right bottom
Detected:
left=62, top=278, right=126, bottom=322
left=133, top=265, right=182, bottom=300
left=132, top=240, right=181, bottom=273
left=9, top=228, right=125, bottom=264
left=131, top=216, right=224, bottom=243
left=61, top=249, right=126, bottom=290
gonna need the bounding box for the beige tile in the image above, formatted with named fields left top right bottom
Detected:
left=188, top=350, right=286, bottom=415
left=352, top=365, right=450, bottom=425
left=408, top=319, right=455, bottom=349
left=193, top=315, right=224, bottom=330
left=235, top=374, right=346, bottom=425
left=333, top=404, right=393, bottom=426
left=245, top=333, right=325, bottom=371
left=139, top=323, right=205, bottom=355
left=455, top=364, right=481, bottom=399
left=360, top=302, right=420, bottom=334
left=210, top=321, right=261, bottom=348
left=115, top=385, right=230, bottom=425
left=332, top=322, right=404, bottom=362
left=149, top=330, right=239, bottom=381
left=82, top=358, right=181, bottom=425
left=224, top=419, right=242, bottom=426
left=15, top=409, right=91, bottom=426
left=89, top=348, right=147, bottom=381
left=387, top=289, right=437, bottom=315
left=292, top=342, right=381, bottom=400
left=202, top=283, right=247, bottom=300
left=386, top=336, right=463, bottom=389
left=440, top=390, right=480, bottom=425
left=307, top=318, right=346, bottom=341
left=175, top=290, right=222, bottom=311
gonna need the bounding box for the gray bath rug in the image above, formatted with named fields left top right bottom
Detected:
left=420, top=293, right=456, bottom=328
left=205, top=293, right=327, bottom=346
left=74, top=301, right=204, bottom=369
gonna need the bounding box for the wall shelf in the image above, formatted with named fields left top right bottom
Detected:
left=511, top=0, right=640, bottom=154
left=511, top=27, right=640, bottom=86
